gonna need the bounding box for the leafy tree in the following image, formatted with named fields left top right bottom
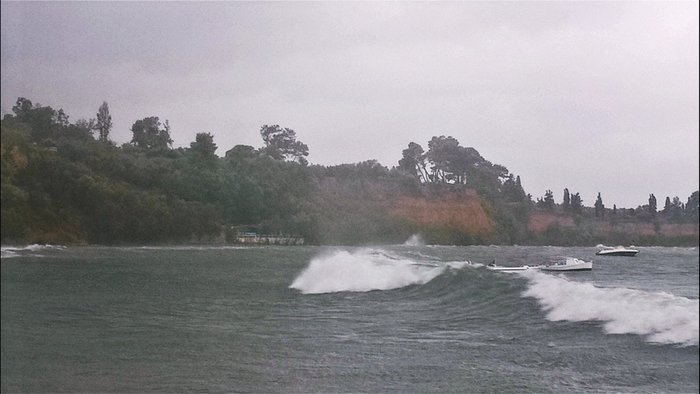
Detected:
left=421, top=135, right=508, bottom=195
left=10, top=97, right=69, bottom=142
left=398, top=142, right=428, bottom=182
left=465, top=156, right=509, bottom=197
left=665, top=196, right=684, bottom=222
left=130, top=117, right=172, bottom=151
left=95, top=101, right=112, bottom=142
left=10, top=97, right=33, bottom=118
left=74, top=118, right=96, bottom=135
left=502, top=174, right=527, bottom=202
left=0, top=122, right=33, bottom=240
left=594, top=192, right=605, bottom=217
left=61, top=120, right=96, bottom=142
left=225, top=144, right=257, bottom=160
left=183, top=132, right=218, bottom=172
left=536, top=189, right=555, bottom=210
left=449, top=146, right=483, bottom=185
left=260, top=124, right=309, bottom=165
left=190, top=132, right=217, bottom=156
left=426, top=135, right=460, bottom=183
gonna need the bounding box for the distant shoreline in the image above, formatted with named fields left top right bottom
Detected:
left=2, top=241, right=698, bottom=249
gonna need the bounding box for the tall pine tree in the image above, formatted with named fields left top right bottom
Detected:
left=95, top=101, right=112, bottom=142
left=594, top=192, right=605, bottom=217
left=648, top=194, right=657, bottom=216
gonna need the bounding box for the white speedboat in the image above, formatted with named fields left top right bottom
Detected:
left=486, top=260, right=538, bottom=273
left=540, top=257, right=592, bottom=271
left=595, top=246, right=638, bottom=256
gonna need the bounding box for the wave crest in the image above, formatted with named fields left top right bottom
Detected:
left=290, top=249, right=447, bottom=294
left=523, top=271, right=699, bottom=346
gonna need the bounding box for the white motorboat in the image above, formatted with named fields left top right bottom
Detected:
left=595, top=246, right=639, bottom=256
left=486, top=260, right=538, bottom=273
left=540, top=257, right=592, bottom=271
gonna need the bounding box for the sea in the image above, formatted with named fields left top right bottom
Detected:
left=1, top=242, right=698, bottom=393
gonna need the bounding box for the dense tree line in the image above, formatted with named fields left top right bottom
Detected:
left=1, top=97, right=697, bottom=246
left=1, top=98, right=313, bottom=244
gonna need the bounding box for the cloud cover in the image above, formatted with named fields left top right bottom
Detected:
left=1, top=1, right=698, bottom=208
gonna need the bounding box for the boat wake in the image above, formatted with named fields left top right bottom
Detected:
left=522, top=270, right=699, bottom=347
left=289, top=248, right=471, bottom=294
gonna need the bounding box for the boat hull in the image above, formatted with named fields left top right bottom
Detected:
left=486, top=265, right=533, bottom=272
left=540, top=265, right=592, bottom=271
left=595, top=250, right=638, bottom=256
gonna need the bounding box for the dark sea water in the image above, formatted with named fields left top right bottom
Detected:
left=2, top=243, right=698, bottom=393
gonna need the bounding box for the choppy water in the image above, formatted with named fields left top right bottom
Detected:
left=2, top=244, right=698, bottom=392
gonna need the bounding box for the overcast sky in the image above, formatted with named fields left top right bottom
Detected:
left=2, top=1, right=698, bottom=208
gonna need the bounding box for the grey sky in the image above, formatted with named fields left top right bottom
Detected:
left=2, top=1, right=698, bottom=209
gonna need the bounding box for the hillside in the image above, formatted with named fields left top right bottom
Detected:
left=1, top=98, right=698, bottom=246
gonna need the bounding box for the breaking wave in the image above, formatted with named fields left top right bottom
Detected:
left=290, top=248, right=470, bottom=294
left=289, top=247, right=696, bottom=347
left=1, top=244, right=66, bottom=258
left=522, top=271, right=699, bottom=346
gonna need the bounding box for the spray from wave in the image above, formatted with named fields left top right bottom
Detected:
left=290, top=248, right=450, bottom=294
left=522, top=271, right=699, bottom=346
left=403, top=234, right=425, bottom=247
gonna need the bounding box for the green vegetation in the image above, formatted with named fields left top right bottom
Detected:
left=1, top=97, right=697, bottom=246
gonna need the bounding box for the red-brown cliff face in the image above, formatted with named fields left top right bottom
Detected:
left=390, top=190, right=494, bottom=236
left=528, top=212, right=575, bottom=233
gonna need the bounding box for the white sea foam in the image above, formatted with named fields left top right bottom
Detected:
left=522, top=271, right=699, bottom=346
left=290, top=248, right=447, bottom=294
left=7, top=244, right=65, bottom=251
left=1, top=248, right=19, bottom=258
